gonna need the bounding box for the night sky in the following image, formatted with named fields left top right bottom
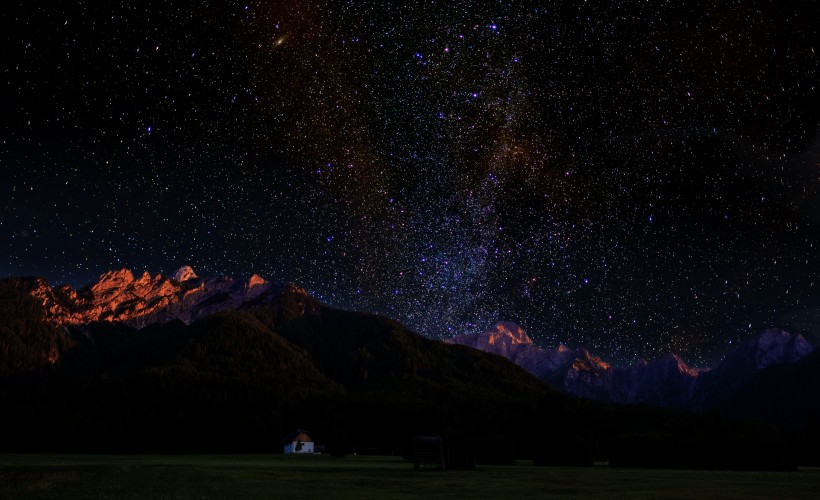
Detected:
left=3, top=1, right=819, bottom=366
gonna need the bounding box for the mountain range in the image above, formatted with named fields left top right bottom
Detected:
left=0, top=268, right=555, bottom=460
left=12, top=266, right=819, bottom=417
left=1, top=266, right=818, bottom=466
left=449, top=321, right=815, bottom=418
left=23, top=265, right=310, bottom=329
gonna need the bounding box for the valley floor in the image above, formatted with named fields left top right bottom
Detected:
left=0, top=454, right=818, bottom=499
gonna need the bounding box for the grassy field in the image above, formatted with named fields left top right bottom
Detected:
left=0, top=454, right=818, bottom=499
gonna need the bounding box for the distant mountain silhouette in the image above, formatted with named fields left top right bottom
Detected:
left=718, top=348, right=820, bottom=430
left=450, top=322, right=814, bottom=420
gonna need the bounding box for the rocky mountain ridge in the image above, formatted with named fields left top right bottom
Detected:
left=449, top=322, right=814, bottom=410
left=22, top=266, right=311, bottom=329
left=16, top=268, right=816, bottom=414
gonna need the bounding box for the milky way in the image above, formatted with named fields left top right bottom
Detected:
left=3, top=1, right=819, bottom=366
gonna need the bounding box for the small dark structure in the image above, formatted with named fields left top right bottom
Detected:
left=413, top=435, right=447, bottom=470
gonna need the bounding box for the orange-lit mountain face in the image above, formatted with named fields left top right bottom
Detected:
left=25, top=266, right=311, bottom=329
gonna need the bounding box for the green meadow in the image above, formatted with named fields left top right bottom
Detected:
left=1, top=454, right=818, bottom=499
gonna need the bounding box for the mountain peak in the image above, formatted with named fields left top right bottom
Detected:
left=654, top=352, right=701, bottom=376
left=172, top=265, right=198, bottom=282
left=485, top=321, right=533, bottom=345
left=247, top=273, right=266, bottom=287
left=447, top=321, right=533, bottom=357
left=739, top=327, right=813, bottom=369
left=97, top=268, right=135, bottom=283
left=91, top=268, right=137, bottom=296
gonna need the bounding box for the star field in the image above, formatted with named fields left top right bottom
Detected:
left=3, top=1, right=819, bottom=366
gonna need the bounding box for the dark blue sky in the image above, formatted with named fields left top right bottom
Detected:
left=3, top=0, right=819, bottom=366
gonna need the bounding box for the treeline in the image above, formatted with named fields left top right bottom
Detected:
left=0, top=279, right=74, bottom=376
left=0, top=279, right=816, bottom=468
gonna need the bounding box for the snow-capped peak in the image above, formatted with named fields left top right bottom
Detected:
left=172, top=265, right=198, bottom=282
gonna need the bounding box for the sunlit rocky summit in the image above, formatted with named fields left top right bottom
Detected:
left=450, top=322, right=814, bottom=410
left=24, top=266, right=310, bottom=329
